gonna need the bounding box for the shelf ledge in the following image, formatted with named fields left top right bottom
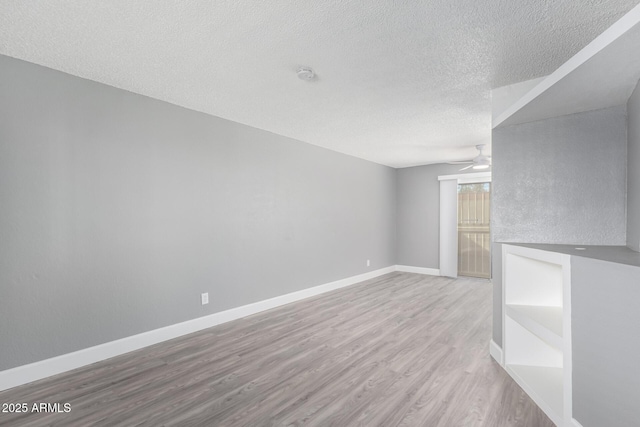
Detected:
left=506, top=304, right=563, bottom=349
left=506, top=364, right=564, bottom=426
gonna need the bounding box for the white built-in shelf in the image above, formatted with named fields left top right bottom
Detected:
left=502, top=244, right=572, bottom=426
left=506, top=304, right=563, bottom=349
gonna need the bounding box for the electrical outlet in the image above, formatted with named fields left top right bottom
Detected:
left=367, top=259, right=370, bottom=267
left=201, top=292, right=209, bottom=305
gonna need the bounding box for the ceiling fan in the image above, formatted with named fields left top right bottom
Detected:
left=448, top=144, right=491, bottom=171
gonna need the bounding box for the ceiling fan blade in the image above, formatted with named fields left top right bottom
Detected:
left=459, top=164, right=474, bottom=171
left=447, top=161, right=473, bottom=165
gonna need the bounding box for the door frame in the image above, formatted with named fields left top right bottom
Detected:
left=438, top=172, right=492, bottom=278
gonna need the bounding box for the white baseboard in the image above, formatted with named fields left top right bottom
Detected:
left=0, top=266, right=395, bottom=392
left=395, top=265, right=441, bottom=276
left=490, top=339, right=503, bottom=366
left=572, top=419, right=584, bottom=427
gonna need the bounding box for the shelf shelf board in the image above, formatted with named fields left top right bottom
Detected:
left=506, top=364, right=563, bottom=426
left=506, top=304, right=563, bottom=349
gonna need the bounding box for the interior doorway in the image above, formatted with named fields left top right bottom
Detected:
left=457, top=182, right=491, bottom=278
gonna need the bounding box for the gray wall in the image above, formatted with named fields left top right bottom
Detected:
left=627, top=80, right=640, bottom=252
left=571, top=257, right=640, bottom=427
left=0, top=55, right=397, bottom=370
left=491, top=105, right=628, bottom=345
left=396, top=163, right=471, bottom=269
left=492, top=105, right=627, bottom=246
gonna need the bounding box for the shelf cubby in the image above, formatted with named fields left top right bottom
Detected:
left=502, top=244, right=572, bottom=426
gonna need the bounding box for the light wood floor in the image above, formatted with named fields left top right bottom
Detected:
left=0, top=272, right=553, bottom=427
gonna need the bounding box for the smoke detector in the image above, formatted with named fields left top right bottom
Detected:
left=297, top=66, right=315, bottom=81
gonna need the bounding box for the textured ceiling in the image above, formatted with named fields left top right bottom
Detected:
left=0, top=1, right=638, bottom=168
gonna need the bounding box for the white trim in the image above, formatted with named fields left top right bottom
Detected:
left=563, top=256, right=573, bottom=427
left=572, top=419, right=585, bottom=427
left=0, top=266, right=395, bottom=392
left=395, top=265, right=441, bottom=276
left=490, top=339, right=504, bottom=366
left=439, top=179, right=459, bottom=278
left=438, top=171, right=492, bottom=182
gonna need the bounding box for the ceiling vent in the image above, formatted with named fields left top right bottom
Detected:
left=297, top=67, right=315, bottom=81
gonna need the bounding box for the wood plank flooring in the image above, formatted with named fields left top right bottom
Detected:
left=0, top=272, right=553, bottom=426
